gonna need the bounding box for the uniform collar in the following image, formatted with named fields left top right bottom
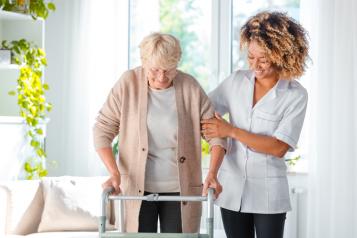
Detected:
left=245, top=70, right=290, bottom=98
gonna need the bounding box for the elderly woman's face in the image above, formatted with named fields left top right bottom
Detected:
left=248, top=41, right=277, bottom=80
left=146, top=64, right=177, bottom=90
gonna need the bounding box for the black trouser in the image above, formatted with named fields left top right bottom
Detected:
left=221, top=207, right=286, bottom=238
left=138, top=192, right=182, bottom=233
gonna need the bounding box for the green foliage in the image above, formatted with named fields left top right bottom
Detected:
left=2, top=39, right=52, bottom=179
left=0, top=0, right=7, bottom=8
left=201, top=138, right=210, bottom=157
left=285, top=155, right=301, bottom=167
left=0, top=0, right=55, bottom=20
left=159, top=0, right=209, bottom=88
left=112, top=136, right=119, bottom=158
left=29, top=0, right=55, bottom=19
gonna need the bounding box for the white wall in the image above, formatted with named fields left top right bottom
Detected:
left=45, top=0, right=129, bottom=176
left=44, top=0, right=68, bottom=176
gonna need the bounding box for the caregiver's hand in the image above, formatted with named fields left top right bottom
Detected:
left=201, top=112, right=233, bottom=139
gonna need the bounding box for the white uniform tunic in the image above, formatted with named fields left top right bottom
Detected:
left=210, top=70, right=308, bottom=213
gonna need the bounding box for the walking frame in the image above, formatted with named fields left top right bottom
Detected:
left=99, top=187, right=215, bottom=238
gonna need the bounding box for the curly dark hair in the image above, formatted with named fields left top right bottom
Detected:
left=240, top=11, right=309, bottom=79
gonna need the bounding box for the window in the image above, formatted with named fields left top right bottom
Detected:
left=129, top=0, right=213, bottom=91
left=128, top=0, right=308, bottom=172
left=232, top=0, right=300, bottom=71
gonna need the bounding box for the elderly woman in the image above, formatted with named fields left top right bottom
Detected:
left=93, top=33, right=226, bottom=234
left=201, top=12, right=309, bottom=238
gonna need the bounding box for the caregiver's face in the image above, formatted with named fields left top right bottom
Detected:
left=248, top=40, right=276, bottom=79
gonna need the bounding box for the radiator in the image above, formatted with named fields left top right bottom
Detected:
left=284, top=187, right=306, bottom=238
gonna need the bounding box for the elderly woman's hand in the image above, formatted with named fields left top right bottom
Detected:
left=201, top=112, right=233, bottom=139
left=202, top=172, right=222, bottom=199
left=102, top=174, right=121, bottom=195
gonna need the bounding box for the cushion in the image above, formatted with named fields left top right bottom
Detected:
left=0, top=180, right=44, bottom=235
left=0, top=186, right=7, bottom=235
left=38, top=176, right=113, bottom=232
left=3, top=236, right=26, bottom=238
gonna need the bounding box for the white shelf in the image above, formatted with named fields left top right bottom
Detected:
left=0, top=64, right=19, bottom=70
left=0, top=9, right=38, bottom=21
left=0, top=116, right=24, bottom=124
left=0, top=116, right=50, bottom=124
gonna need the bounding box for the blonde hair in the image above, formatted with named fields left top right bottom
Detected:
left=139, top=32, right=182, bottom=69
left=240, top=11, right=309, bottom=79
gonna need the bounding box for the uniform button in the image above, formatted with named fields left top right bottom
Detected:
left=179, top=156, right=186, bottom=163
left=182, top=201, right=187, bottom=205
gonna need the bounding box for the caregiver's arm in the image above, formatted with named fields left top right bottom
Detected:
left=202, top=113, right=289, bottom=158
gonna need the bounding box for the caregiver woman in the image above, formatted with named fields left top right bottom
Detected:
left=201, top=11, right=309, bottom=238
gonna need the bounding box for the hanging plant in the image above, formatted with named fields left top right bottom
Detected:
left=0, top=0, right=56, bottom=20
left=2, top=39, right=52, bottom=179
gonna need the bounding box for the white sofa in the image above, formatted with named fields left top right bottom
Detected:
left=0, top=176, right=114, bottom=238
left=0, top=176, right=227, bottom=238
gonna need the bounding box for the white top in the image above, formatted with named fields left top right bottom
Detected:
left=145, top=86, right=179, bottom=193
left=210, top=70, right=308, bottom=213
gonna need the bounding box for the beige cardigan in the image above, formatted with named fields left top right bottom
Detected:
left=93, top=67, right=226, bottom=233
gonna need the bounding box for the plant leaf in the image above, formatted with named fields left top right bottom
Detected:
left=47, top=2, right=56, bottom=11
left=24, top=162, right=33, bottom=172
left=36, top=128, right=43, bottom=135
left=8, top=91, right=16, bottom=96
left=39, top=169, right=48, bottom=177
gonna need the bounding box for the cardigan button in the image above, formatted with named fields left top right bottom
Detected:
left=179, top=156, right=186, bottom=163
left=142, top=148, right=146, bottom=151
left=182, top=201, right=187, bottom=205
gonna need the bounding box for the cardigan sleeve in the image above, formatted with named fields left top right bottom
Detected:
left=199, top=88, right=227, bottom=151
left=93, top=73, right=126, bottom=149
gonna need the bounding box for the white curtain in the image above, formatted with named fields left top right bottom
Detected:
left=300, top=0, right=357, bottom=237
left=46, top=0, right=129, bottom=176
